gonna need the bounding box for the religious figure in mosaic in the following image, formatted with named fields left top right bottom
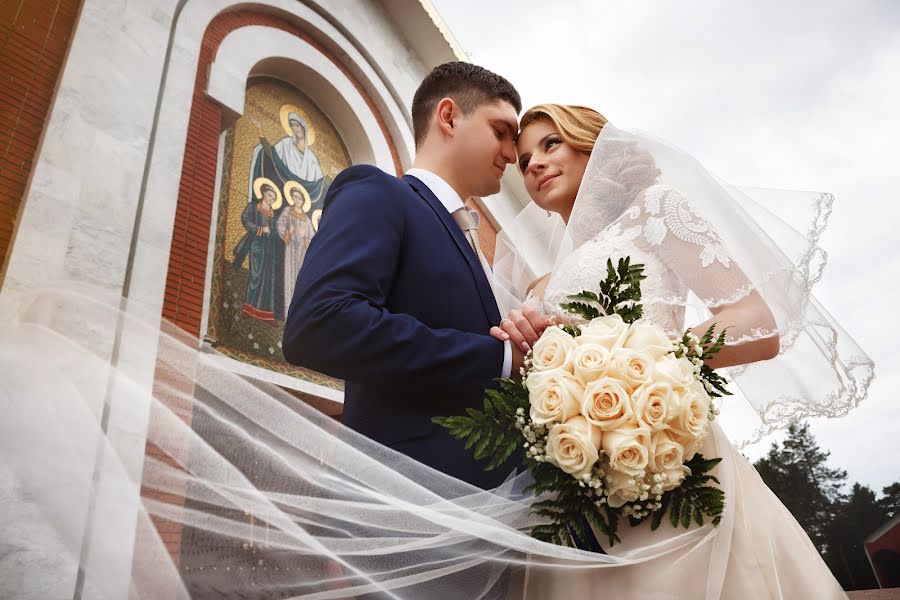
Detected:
left=247, top=105, right=328, bottom=319
left=233, top=177, right=281, bottom=321
left=276, top=181, right=320, bottom=317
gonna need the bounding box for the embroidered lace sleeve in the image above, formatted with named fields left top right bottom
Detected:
left=635, top=184, right=757, bottom=310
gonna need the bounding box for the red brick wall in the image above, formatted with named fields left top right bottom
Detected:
left=0, top=0, right=81, bottom=278
left=135, top=355, right=196, bottom=575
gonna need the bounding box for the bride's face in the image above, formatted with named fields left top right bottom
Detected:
left=516, top=119, right=589, bottom=220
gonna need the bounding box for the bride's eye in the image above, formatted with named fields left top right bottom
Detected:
left=519, top=156, right=530, bottom=171
left=545, top=137, right=561, bottom=150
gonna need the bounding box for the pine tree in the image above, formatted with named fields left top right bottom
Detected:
left=827, top=484, right=888, bottom=589
left=754, top=422, right=847, bottom=552
left=878, top=481, right=900, bottom=519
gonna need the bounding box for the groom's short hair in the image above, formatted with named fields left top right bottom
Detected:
left=412, top=62, right=521, bottom=148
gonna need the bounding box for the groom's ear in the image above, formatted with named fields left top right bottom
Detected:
left=435, top=97, right=458, bottom=137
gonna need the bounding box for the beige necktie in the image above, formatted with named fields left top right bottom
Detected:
left=451, top=207, right=494, bottom=281
left=452, top=207, right=504, bottom=352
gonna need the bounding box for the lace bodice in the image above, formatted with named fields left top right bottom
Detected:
left=529, top=184, right=743, bottom=335
left=539, top=226, right=686, bottom=334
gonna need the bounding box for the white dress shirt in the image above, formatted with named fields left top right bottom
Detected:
left=406, top=168, right=512, bottom=379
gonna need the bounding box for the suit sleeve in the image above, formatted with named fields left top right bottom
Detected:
left=282, top=168, right=504, bottom=391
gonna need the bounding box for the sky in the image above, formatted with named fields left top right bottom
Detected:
left=432, top=0, right=900, bottom=493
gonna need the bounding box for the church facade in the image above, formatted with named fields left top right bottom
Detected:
left=0, top=1, right=530, bottom=597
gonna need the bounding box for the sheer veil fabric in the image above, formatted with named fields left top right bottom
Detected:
left=0, top=124, right=869, bottom=599
left=1, top=286, right=718, bottom=599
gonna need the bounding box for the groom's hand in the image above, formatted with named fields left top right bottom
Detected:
left=489, top=306, right=550, bottom=353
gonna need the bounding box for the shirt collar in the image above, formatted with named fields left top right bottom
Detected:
left=406, top=168, right=466, bottom=216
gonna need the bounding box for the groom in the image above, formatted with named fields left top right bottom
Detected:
left=282, top=62, right=539, bottom=489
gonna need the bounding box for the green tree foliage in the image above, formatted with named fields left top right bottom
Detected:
left=878, top=481, right=900, bottom=519
left=755, top=422, right=895, bottom=591
left=754, top=422, right=846, bottom=550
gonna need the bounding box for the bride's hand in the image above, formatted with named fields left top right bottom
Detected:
left=489, top=306, right=551, bottom=352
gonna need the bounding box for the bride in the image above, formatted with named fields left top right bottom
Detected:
left=0, top=106, right=871, bottom=598
left=490, top=103, right=871, bottom=598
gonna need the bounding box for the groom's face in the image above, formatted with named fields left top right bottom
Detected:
left=451, top=100, right=518, bottom=197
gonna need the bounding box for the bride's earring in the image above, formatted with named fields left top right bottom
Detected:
left=546, top=210, right=552, bottom=217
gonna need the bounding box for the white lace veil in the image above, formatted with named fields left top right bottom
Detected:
left=493, top=123, right=874, bottom=445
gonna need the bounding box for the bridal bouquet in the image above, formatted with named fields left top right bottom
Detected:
left=435, top=258, right=729, bottom=547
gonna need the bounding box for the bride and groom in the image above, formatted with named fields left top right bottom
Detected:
left=282, top=62, right=859, bottom=597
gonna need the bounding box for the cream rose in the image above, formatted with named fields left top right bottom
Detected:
left=570, top=342, right=612, bottom=384
left=601, top=424, right=651, bottom=478
left=632, top=382, right=674, bottom=432
left=578, top=314, right=629, bottom=351
left=531, top=326, right=577, bottom=372
left=623, top=320, right=675, bottom=360
left=527, top=369, right=584, bottom=425
left=655, top=354, right=695, bottom=389
left=668, top=429, right=701, bottom=463
left=668, top=380, right=712, bottom=448
left=660, top=465, right=690, bottom=492
left=545, top=416, right=602, bottom=479
left=608, top=349, right=655, bottom=391
left=605, top=469, right=641, bottom=508
left=581, top=377, right=633, bottom=431
left=650, top=430, right=685, bottom=472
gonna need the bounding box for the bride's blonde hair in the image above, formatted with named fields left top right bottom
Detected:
left=517, top=104, right=608, bottom=156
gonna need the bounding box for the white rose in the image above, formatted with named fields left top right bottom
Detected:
left=666, top=385, right=690, bottom=420
left=668, top=429, right=700, bottom=463
left=569, top=343, right=612, bottom=384
left=631, top=382, right=674, bottom=432
left=688, top=378, right=712, bottom=408
left=605, top=469, right=641, bottom=508
left=601, top=424, right=651, bottom=478
left=668, top=380, right=712, bottom=448
left=581, top=377, right=633, bottom=431
left=526, top=369, right=584, bottom=425
left=655, top=354, right=695, bottom=389
left=531, top=326, right=577, bottom=372
left=608, top=349, right=655, bottom=391
left=660, top=465, right=690, bottom=492
left=545, top=416, right=602, bottom=479
left=650, top=430, right=685, bottom=472
left=578, top=314, right=629, bottom=351
left=623, top=320, right=675, bottom=360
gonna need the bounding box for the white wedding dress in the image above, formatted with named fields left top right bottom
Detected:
left=516, top=184, right=847, bottom=599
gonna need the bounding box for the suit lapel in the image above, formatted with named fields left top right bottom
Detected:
left=403, top=175, right=501, bottom=325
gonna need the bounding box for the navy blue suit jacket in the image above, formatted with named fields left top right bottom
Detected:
left=283, top=165, right=518, bottom=489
